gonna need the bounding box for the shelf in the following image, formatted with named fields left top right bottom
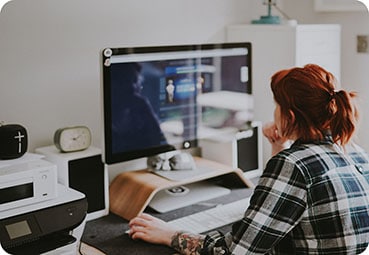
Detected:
left=314, top=0, right=366, bottom=11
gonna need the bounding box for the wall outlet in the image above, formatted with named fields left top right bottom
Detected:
left=357, top=35, right=368, bottom=53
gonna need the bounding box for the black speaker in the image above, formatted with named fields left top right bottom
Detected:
left=68, top=154, right=106, bottom=214
left=0, top=124, right=28, bottom=160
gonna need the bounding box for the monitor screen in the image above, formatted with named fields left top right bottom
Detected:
left=101, top=42, right=252, bottom=164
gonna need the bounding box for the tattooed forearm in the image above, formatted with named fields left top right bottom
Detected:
left=171, top=231, right=206, bottom=255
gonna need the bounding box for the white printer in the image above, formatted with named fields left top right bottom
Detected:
left=0, top=156, right=88, bottom=255
left=0, top=184, right=87, bottom=255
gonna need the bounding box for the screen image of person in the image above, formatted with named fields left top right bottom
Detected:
left=128, top=64, right=369, bottom=254
left=110, top=63, right=167, bottom=153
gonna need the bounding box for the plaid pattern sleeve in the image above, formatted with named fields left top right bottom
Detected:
left=172, top=152, right=307, bottom=255
left=174, top=137, right=369, bottom=255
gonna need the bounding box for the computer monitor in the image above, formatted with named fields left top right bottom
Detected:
left=101, top=42, right=252, bottom=165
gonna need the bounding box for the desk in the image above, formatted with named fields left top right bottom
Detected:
left=81, top=184, right=256, bottom=255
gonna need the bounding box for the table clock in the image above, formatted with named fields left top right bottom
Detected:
left=54, top=126, right=91, bottom=153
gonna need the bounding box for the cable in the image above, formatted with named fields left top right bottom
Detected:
left=273, top=4, right=292, bottom=20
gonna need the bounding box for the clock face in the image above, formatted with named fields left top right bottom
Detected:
left=54, top=126, right=91, bottom=152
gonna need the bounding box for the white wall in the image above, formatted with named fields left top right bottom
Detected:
left=1, top=0, right=368, bottom=176
left=0, top=0, right=250, bottom=151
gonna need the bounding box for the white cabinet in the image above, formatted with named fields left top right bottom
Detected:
left=227, top=24, right=341, bottom=165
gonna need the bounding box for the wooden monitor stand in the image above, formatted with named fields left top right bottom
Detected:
left=109, top=157, right=254, bottom=220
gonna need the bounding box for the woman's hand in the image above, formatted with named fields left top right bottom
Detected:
left=128, top=213, right=178, bottom=246
left=262, top=122, right=292, bottom=156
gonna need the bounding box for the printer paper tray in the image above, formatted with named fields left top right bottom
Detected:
left=4, top=232, right=76, bottom=255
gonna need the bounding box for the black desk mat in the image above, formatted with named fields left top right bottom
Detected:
left=82, top=185, right=255, bottom=255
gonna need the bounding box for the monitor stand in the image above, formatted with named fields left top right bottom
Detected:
left=148, top=181, right=231, bottom=213
left=109, top=157, right=254, bottom=220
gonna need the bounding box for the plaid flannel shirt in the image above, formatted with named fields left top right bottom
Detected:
left=197, top=136, right=369, bottom=254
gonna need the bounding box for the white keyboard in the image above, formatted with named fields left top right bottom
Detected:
left=167, top=197, right=250, bottom=234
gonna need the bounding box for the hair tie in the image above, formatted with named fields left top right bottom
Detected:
left=330, top=90, right=339, bottom=101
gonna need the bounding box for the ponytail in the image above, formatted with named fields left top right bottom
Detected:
left=330, top=90, right=358, bottom=145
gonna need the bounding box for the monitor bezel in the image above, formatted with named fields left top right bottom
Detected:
left=101, top=42, right=252, bottom=165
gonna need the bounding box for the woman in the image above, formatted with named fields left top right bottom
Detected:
left=128, top=64, right=369, bottom=254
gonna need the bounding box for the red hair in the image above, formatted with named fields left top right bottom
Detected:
left=271, top=64, right=358, bottom=145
